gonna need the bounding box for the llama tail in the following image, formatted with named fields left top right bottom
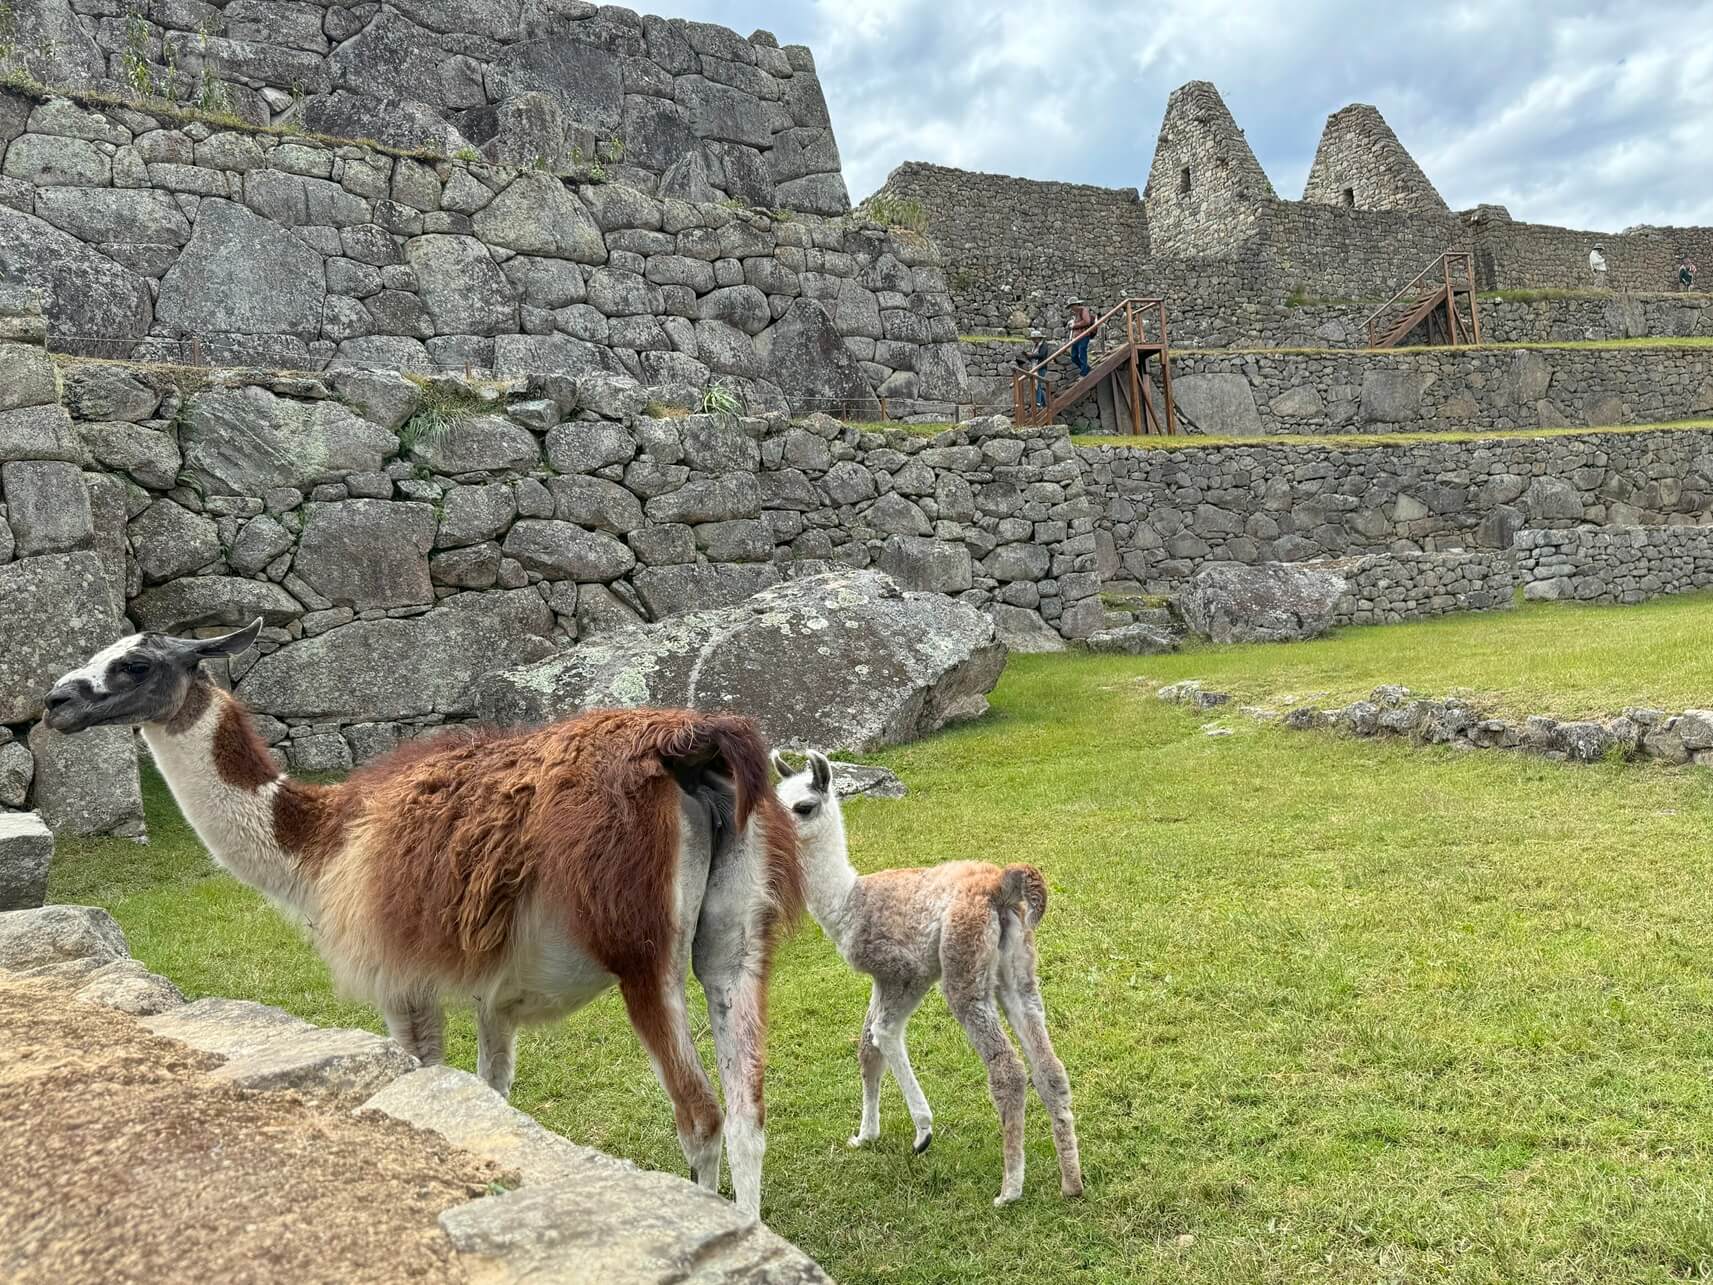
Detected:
left=655, top=712, right=807, bottom=929
left=997, top=863, right=1048, bottom=931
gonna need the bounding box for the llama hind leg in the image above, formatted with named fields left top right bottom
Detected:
left=1000, top=982, right=1083, bottom=1198
left=944, top=904, right=1027, bottom=1205
left=849, top=984, right=885, bottom=1148
left=621, top=974, right=724, bottom=1193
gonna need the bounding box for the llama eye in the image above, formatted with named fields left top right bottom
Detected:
left=793, top=801, right=817, bottom=817
left=120, top=659, right=151, bottom=678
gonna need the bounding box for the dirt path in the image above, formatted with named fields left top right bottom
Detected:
left=0, top=977, right=503, bottom=1284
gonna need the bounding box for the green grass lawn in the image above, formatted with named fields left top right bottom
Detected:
left=47, top=601, right=1713, bottom=1283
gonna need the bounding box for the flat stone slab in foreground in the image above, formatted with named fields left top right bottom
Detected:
left=476, top=570, right=1008, bottom=752
left=367, top=1065, right=831, bottom=1282
left=144, top=997, right=418, bottom=1104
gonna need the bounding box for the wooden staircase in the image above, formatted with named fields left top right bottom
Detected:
left=1012, top=297, right=1177, bottom=434
left=1366, top=250, right=1482, bottom=348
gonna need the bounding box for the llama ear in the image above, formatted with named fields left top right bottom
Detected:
left=770, top=750, right=792, bottom=780
left=808, top=750, right=832, bottom=793
left=193, top=618, right=263, bottom=659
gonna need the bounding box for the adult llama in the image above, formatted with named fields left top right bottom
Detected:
left=42, top=621, right=805, bottom=1217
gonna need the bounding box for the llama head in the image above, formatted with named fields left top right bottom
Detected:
left=772, top=748, right=840, bottom=833
left=41, top=619, right=263, bottom=733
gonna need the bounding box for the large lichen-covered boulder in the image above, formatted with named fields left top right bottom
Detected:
left=475, top=570, right=1008, bottom=751
left=1179, top=561, right=1349, bottom=644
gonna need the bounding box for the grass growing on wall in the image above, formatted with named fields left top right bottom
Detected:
left=49, top=597, right=1713, bottom=1283
left=1074, top=417, right=1713, bottom=451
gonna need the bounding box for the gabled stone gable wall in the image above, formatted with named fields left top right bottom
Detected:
left=1302, top=104, right=1449, bottom=214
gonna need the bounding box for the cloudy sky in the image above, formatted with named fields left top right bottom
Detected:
left=668, top=0, right=1713, bottom=231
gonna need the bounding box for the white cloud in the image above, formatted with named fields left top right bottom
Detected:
left=666, top=0, right=1713, bottom=230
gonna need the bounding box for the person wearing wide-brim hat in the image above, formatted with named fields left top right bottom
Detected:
left=1019, top=326, right=1051, bottom=407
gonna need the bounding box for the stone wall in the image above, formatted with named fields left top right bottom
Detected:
left=1164, top=344, right=1713, bottom=436
left=1480, top=293, right=1713, bottom=343
left=20, top=0, right=849, bottom=214
left=1515, top=525, right=1713, bottom=604
left=1473, top=208, right=1713, bottom=294
left=0, top=289, right=143, bottom=838
left=1084, top=427, right=1713, bottom=590
left=0, top=314, right=1094, bottom=819
left=1328, top=549, right=1518, bottom=626
left=0, top=88, right=965, bottom=416
left=1143, top=81, right=1275, bottom=257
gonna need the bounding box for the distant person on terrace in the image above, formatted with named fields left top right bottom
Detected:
left=1680, top=259, right=1697, bottom=291
left=1588, top=245, right=1608, bottom=288
left=1067, top=299, right=1096, bottom=377
left=1024, top=327, right=1051, bottom=406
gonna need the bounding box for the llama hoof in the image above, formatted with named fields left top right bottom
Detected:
left=847, top=1133, right=876, bottom=1149
left=912, top=1129, right=933, bottom=1154
left=993, top=1189, right=1023, bottom=1207
left=1061, top=1180, right=1085, bottom=1198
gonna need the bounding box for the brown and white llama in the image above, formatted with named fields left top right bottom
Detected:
left=43, top=621, right=805, bottom=1217
left=774, top=750, right=1083, bottom=1206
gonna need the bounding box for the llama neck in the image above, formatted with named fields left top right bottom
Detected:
left=140, top=677, right=320, bottom=918
left=802, top=808, right=859, bottom=934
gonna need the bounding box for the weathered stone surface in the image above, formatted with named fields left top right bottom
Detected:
left=361, top=1064, right=622, bottom=1188
left=0, top=403, right=80, bottom=464
left=73, top=958, right=186, bottom=1016
left=404, top=235, right=517, bottom=336
left=547, top=475, right=644, bottom=534
left=2, top=460, right=92, bottom=555
left=0, top=812, right=53, bottom=912
left=0, top=551, right=122, bottom=723
left=78, top=420, right=181, bottom=489
left=471, top=172, right=606, bottom=263
left=827, top=761, right=907, bottom=800
left=437, top=482, right=518, bottom=549
left=128, top=499, right=220, bottom=584
left=236, top=590, right=556, bottom=721
left=988, top=603, right=1068, bottom=653
left=182, top=387, right=397, bottom=495
left=295, top=500, right=436, bottom=610
left=1359, top=369, right=1432, bottom=423
left=502, top=519, right=636, bottom=581
left=630, top=562, right=780, bottom=617
left=1085, top=623, right=1180, bottom=655
left=753, top=299, right=881, bottom=418
left=874, top=535, right=972, bottom=593
left=144, top=997, right=416, bottom=1103
left=477, top=570, right=1008, bottom=751
left=0, top=904, right=128, bottom=972
left=329, top=370, right=422, bottom=434
left=1180, top=562, right=1349, bottom=644
left=439, top=1170, right=832, bottom=1283
left=0, top=207, right=151, bottom=343
left=156, top=200, right=326, bottom=339
left=1171, top=372, right=1263, bottom=436
left=129, top=577, right=303, bottom=632
left=0, top=743, right=33, bottom=809
left=407, top=414, right=539, bottom=474
left=28, top=722, right=144, bottom=839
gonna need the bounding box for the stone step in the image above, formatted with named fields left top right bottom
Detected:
left=144, top=997, right=417, bottom=1103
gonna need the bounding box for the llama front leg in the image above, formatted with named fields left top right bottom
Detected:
left=383, top=998, right=445, bottom=1066
left=620, top=973, right=724, bottom=1193
left=475, top=998, right=520, bottom=1099
left=848, top=984, right=885, bottom=1148
left=871, top=981, right=934, bottom=1153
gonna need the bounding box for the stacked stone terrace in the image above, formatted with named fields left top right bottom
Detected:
left=18, top=0, right=850, bottom=213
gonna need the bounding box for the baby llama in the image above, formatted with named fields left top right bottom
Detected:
left=775, top=750, right=1083, bottom=1205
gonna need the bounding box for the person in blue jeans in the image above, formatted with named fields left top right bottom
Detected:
left=1067, top=300, right=1095, bottom=376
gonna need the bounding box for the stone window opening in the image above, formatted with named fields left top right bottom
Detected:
left=1178, top=166, right=1191, bottom=196
left=1342, top=187, right=1356, bottom=208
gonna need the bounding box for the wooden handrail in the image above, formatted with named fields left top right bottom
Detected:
left=1363, top=247, right=1474, bottom=344
left=1024, top=296, right=1166, bottom=377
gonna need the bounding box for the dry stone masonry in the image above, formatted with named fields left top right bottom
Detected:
left=1515, top=526, right=1713, bottom=604
left=0, top=87, right=965, bottom=416
left=19, top=1, right=849, bottom=214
